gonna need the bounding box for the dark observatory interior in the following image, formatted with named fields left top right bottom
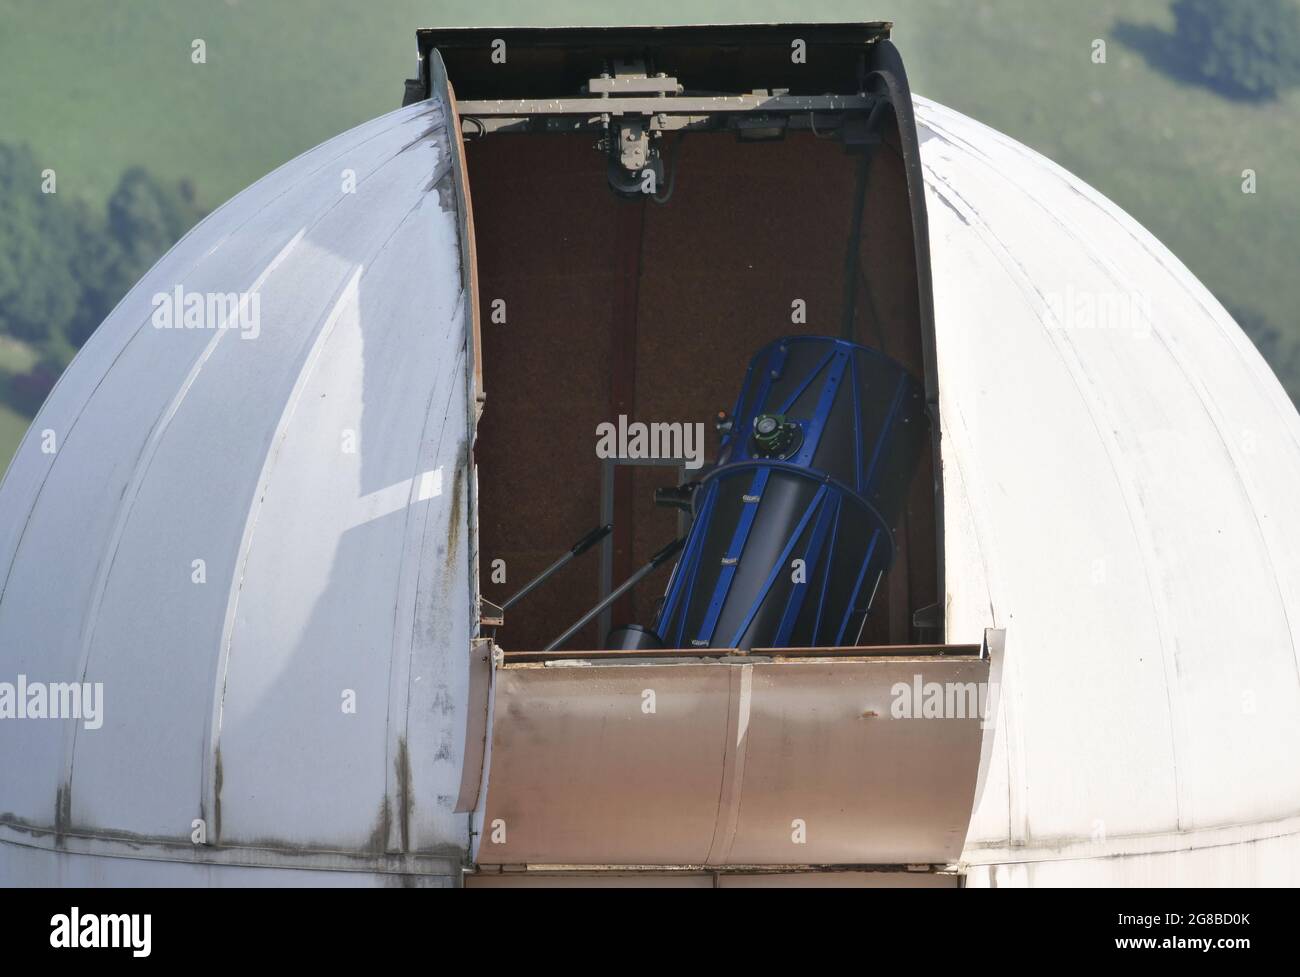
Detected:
left=465, top=119, right=938, bottom=651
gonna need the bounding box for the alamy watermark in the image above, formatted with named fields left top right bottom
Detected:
left=596, top=415, right=706, bottom=470
left=50, top=908, right=150, bottom=957
left=151, top=285, right=261, bottom=339
left=0, top=675, right=103, bottom=730
left=891, top=674, right=999, bottom=728
left=1045, top=285, right=1152, bottom=337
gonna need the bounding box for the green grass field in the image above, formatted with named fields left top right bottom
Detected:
left=2, top=0, right=1297, bottom=468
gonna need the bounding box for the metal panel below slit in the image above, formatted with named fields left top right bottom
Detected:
left=473, top=634, right=996, bottom=868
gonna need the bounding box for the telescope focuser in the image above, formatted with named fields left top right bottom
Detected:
left=750, top=413, right=803, bottom=460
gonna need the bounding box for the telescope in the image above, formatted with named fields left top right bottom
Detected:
left=546, top=335, right=928, bottom=651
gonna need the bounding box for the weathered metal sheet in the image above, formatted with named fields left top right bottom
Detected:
left=474, top=646, right=990, bottom=867
left=0, top=836, right=459, bottom=887
left=725, top=657, right=988, bottom=865
left=475, top=662, right=734, bottom=864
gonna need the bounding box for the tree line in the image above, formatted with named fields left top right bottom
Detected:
left=0, top=143, right=206, bottom=414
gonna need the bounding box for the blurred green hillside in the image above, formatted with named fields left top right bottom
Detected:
left=1, top=0, right=1297, bottom=470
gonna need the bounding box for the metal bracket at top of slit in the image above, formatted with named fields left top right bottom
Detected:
left=457, top=93, right=886, bottom=138
left=458, top=93, right=876, bottom=115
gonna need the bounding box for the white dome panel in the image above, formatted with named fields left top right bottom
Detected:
left=0, top=98, right=475, bottom=873
left=915, top=96, right=1300, bottom=877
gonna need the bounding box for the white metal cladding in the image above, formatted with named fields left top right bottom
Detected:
left=0, top=97, right=475, bottom=880
left=914, top=96, right=1300, bottom=884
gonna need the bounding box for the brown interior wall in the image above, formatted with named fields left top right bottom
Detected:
left=848, top=121, right=938, bottom=645
left=469, top=123, right=935, bottom=651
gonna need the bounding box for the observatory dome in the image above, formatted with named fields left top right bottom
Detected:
left=0, top=90, right=1297, bottom=886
